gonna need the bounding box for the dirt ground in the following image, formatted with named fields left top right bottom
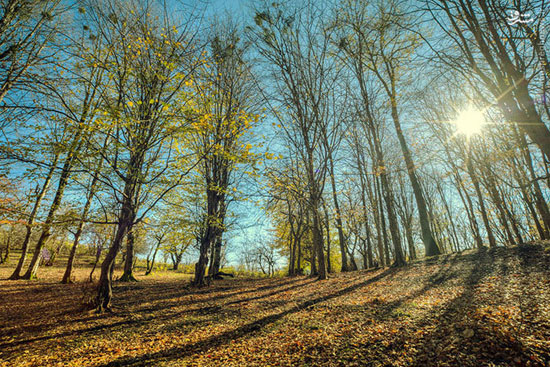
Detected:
left=1, top=245, right=549, bottom=366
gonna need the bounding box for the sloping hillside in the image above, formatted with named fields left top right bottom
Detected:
left=1, top=244, right=549, bottom=366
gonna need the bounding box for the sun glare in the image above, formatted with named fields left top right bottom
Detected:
left=453, top=106, right=486, bottom=138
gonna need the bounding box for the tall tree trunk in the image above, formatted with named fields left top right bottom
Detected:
left=209, top=203, right=226, bottom=277
left=95, top=144, right=141, bottom=311
left=372, top=135, right=405, bottom=266
left=296, top=235, right=302, bottom=275
left=322, top=203, right=331, bottom=273
left=375, top=175, right=390, bottom=266
left=22, top=132, right=84, bottom=280
left=355, top=137, right=374, bottom=268
left=310, top=222, right=317, bottom=277
left=63, top=139, right=105, bottom=283
left=435, top=181, right=461, bottom=253
left=388, top=94, right=440, bottom=257
left=9, top=153, right=59, bottom=280
left=288, top=234, right=295, bottom=276
left=481, top=166, right=516, bottom=246
left=45, top=241, right=64, bottom=266
left=517, top=131, right=550, bottom=235
left=371, top=173, right=386, bottom=267
left=210, top=238, right=223, bottom=276
left=62, top=178, right=100, bottom=283
left=379, top=171, right=406, bottom=266
left=311, top=203, right=326, bottom=279
left=404, top=217, right=416, bottom=260
left=89, top=246, right=102, bottom=283
left=1, top=234, right=11, bottom=264
left=466, top=146, right=496, bottom=248
left=95, top=194, right=133, bottom=311
left=119, top=224, right=137, bottom=282
left=194, top=191, right=216, bottom=287
left=327, top=151, right=348, bottom=272
left=145, top=236, right=162, bottom=276
left=304, top=145, right=327, bottom=280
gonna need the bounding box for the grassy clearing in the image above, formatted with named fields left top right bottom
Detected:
left=1, top=245, right=549, bottom=366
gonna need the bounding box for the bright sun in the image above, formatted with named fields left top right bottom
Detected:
left=453, top=106, right=486, bottom=138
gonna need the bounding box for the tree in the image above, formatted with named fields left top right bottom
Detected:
left=189, top=20, right=262, bottom=286
left=251, top=0, right=342, bottom=279
left=336, top=0, right=440, bottom=259
left=422, top=0, right=550, bottom=162
left=0, top=0, right=64, bottom=105
left=80, top=0, right=202, bottom=311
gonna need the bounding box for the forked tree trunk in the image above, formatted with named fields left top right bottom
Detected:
left=95, top=161, right=139, bottom=311
left=145, top=237, right=162, bottom=275
left=95, top=203, right=132, bottom=312
left=95, top=221, right=129, bottom=312
left=210, top=239, right=222, bottom=276
left=194, top=186, right=222, bottom=286
left=194, top=231, right=211, bottom=287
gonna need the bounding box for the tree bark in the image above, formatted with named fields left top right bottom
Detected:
left=210, top=239, right=222, bottom=276
left=119, top=224, right=138, bottom=282
left=95, top=197, right=133, bottom=312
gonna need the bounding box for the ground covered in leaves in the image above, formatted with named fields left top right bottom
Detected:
left=1, top=245, right=550, bottom=367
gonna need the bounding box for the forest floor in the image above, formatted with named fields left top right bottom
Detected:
left=1, top=244, right=550, bottom=367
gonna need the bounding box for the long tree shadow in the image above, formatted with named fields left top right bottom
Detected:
left=116, top=277, right=304, bottom=309
left=0, top=277, right=314, bottom=352
left=372, top=251, right=465, bottom=320
left=315, top=248, right=499, bottom=367
left=1, top=277, right=304, bottom=338
left=406, top=247, right=519, bottom=366
left=131, top=277, right=314, bottom=315
left=96, top=268, right=397, bottom=367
